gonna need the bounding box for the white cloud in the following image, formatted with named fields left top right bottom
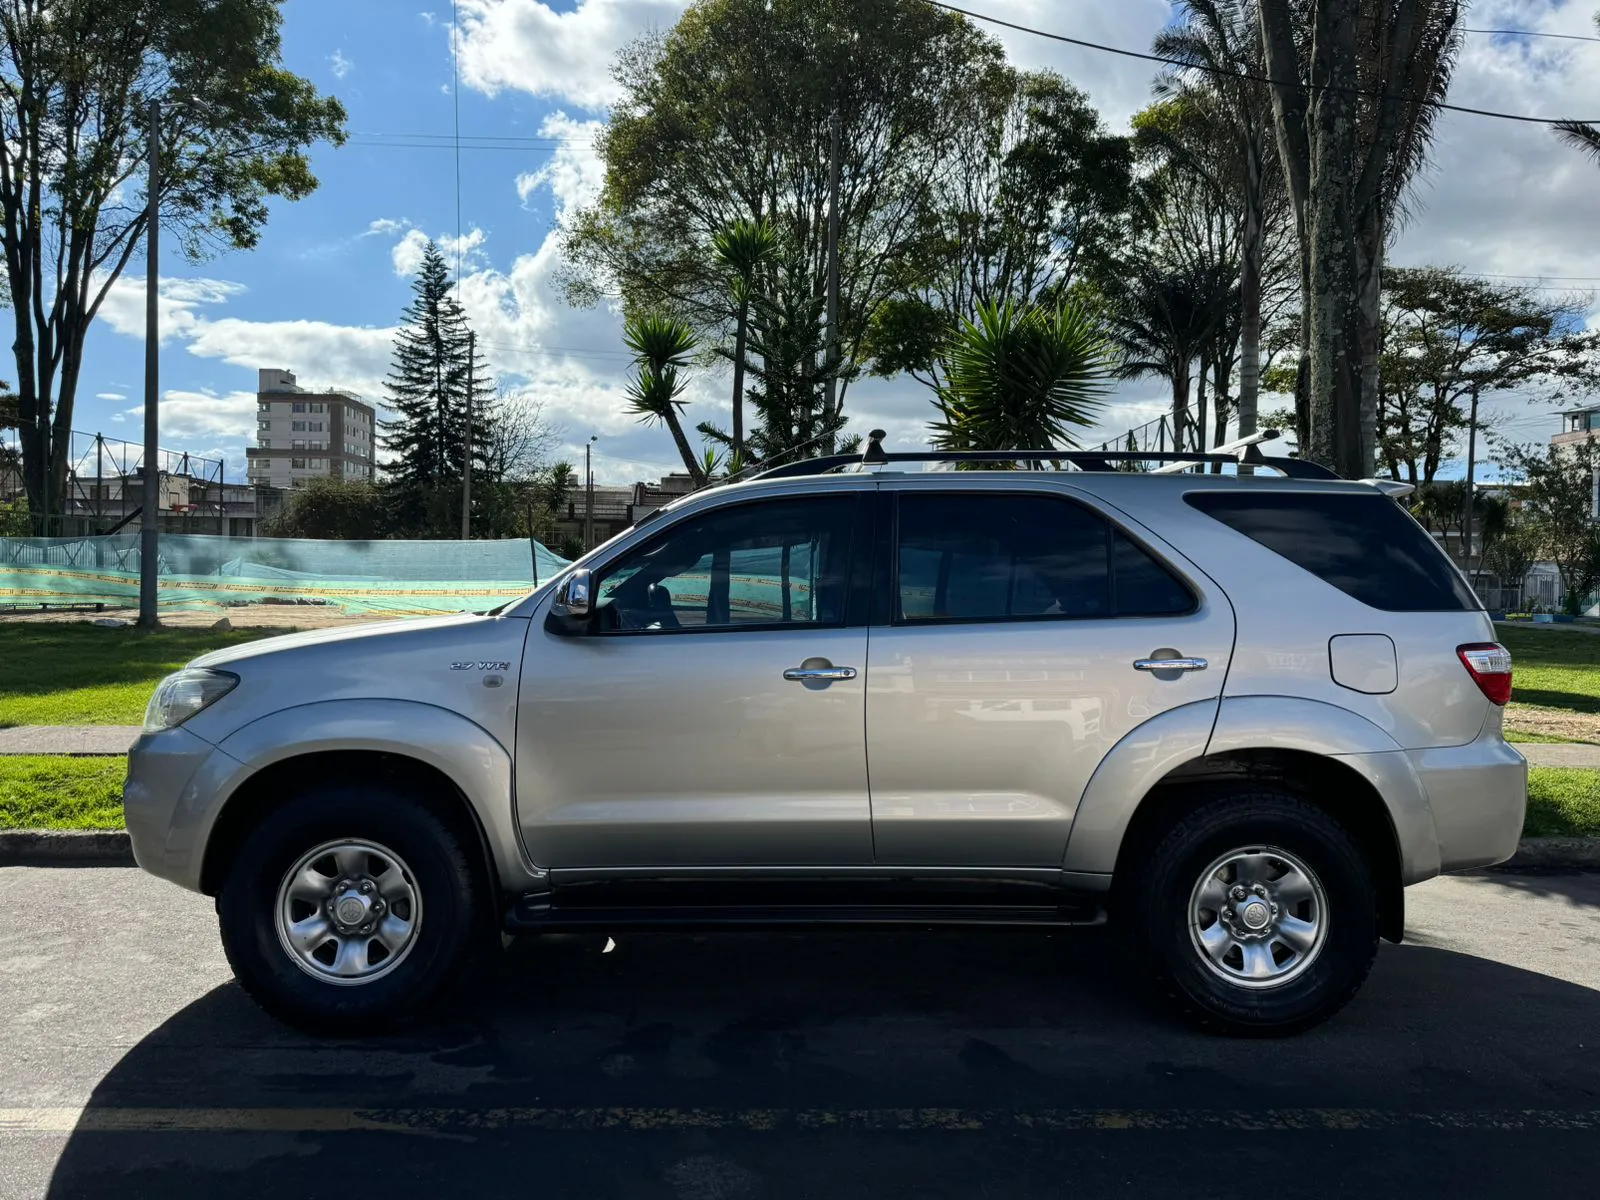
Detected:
left=363, top=217, right=411, bottom=238
left=391, top=225, right=489, bottom=278
left=455, top=0, right=689, bottom=110
left=126, top=389, right=261, bottom=441
left=109, top=412, right=125, bottom=423
left=95, top=391, right=126, bottom=401
left=329, top=49, right=353, bottom=79
left=516, top=112, right=604, bottom=220
left=390, top=228, right=431, bottom=277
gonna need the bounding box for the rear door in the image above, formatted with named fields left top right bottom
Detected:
left=865, top=482, right=1235, bottom=866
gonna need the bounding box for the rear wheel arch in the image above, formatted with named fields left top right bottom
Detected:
left=1112, top=748, right=1406, bottom=944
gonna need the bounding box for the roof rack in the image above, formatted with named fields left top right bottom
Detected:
left=752, top=429, right=1340, bottom=482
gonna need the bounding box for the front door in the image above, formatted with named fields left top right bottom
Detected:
left=866, top=483, right=1235, bottom=866
left=515, top=490, right=874, bottom=868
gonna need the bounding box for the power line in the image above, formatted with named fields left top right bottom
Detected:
left=921, top=1, right=1600, bottom=126
left=1463, top=27, right=1600, bottom=44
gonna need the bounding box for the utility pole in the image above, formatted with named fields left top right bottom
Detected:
left=584, top=435, right=596, bottom=550
left=1461, top=380, right=1482, bottom=589
left=823, top=103, right=842, bottom=435
left=461, top=329, right=474, bottom=540
left=138, top=98, right=161, bottom=629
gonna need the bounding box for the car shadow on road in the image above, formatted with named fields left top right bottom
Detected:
left=45, top=928, right=1600, bottom=1200
left=1467, top=866, right=1600, bottom=909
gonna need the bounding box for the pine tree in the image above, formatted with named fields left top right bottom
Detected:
left=381, top=241, right=496, bottom=535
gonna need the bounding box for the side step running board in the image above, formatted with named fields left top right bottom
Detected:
left=503, top=898, right=1106, bottom=933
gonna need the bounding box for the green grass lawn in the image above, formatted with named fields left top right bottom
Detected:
left=3, top=756, right=1596, bottom=839
left=0, top=624, right=276, bottom=727
left=1496, top=625, right=1600, bottom=715
left=1525, top=767, right=1600, bottom=838
left=0, top=756, right=126, bottom=830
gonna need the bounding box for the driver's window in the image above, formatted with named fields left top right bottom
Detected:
left=595, top=496, right=855, bottom=633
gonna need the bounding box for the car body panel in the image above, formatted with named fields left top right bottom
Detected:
left=514, top=587, right=872, bottom=870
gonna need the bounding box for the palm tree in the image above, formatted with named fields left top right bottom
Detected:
left=1104, top=262, right=1232, bottom=450
left=931, top=300, right=1113, bottom=452
left=712, top=217, right=776, bottom=462
left=1152, top=0, right=1278, bottom=444
left=622, top=313, right=707, bottom=486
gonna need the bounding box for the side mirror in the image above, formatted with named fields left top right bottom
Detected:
left=546, top=569, right=594, bottom=636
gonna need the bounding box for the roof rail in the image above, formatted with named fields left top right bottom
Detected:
left=751, top=429, right=1340, bottom=482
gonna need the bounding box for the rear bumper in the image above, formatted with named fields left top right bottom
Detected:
left=1409, top=736, right=1528, bottom=874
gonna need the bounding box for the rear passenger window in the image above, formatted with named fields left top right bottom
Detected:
left=894, top=493, right=1193, bottom=623
left=1185, top=490, right=1480, bottom=612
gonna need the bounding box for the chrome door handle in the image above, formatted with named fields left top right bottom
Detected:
left=783, top=665, right=858, bottom=682
left=1133, top=657, right=1208, bottom=672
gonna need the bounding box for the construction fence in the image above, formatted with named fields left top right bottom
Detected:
left=0, top=534, right=571, bottom=616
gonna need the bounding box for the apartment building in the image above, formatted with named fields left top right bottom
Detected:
left=245, top=368, right=377, bottom=490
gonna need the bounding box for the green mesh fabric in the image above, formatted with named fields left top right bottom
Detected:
left=0, top=535, right=570, bottom=615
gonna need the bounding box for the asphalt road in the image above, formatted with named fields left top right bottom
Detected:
left=2, top=867, right=1599, bottom=1199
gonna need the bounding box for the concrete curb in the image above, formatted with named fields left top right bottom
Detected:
left=2, top=829, right=1597, bottom=872
left=0, top=830, right=135, bottom=867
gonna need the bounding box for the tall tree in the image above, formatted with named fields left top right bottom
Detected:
left=1103, top=260, right=1233, bottom=450
left=710, top=217, right=776, bottom=463
left=562, top=0, right=1001, bottom=449
left=1500, top=437, right=1600, bottom=615
left=623, top=312, right=706, bottom=486
left=382, top=241, right=496, bottom=536
left=1376, top=267, right=1596, bottom=484
left=931, top=299, right=1112, bottom=452
left=865, top=67, right=1135, bottom=391
left=1257, top=0, right=1462, bottom=476
left=1151, top=1, right=1283, bottom=444
left=0, top=0, right=346, bottom=516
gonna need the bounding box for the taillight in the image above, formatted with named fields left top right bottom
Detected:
left=1457, top=642, right=1513, bottom=705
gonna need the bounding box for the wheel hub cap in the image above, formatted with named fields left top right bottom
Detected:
left=1239, top=899, right=1271, bottom=930
left=275, top=840, right=422, bottom=987
left=1187, top=845, right=1329, bottom=990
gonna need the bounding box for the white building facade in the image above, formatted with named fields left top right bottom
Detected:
left=245, top=368, right=377, bottom=490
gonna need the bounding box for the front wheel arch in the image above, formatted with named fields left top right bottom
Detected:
left=200, top=750, right=498, bottom=904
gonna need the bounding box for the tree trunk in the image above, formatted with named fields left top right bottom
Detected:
left=663, top=409, right=708, bottom=486
left=1196, top=350, right=1210, bottom=455
left=1171, top=365, right=1191, bottom=452
left=731, top=297, right=748, bottom=461
left=1237, top=143, right=1264, bottom=440
left=1354, top=208, right=1383, bottom=478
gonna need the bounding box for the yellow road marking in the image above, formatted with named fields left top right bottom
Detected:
left=1, top=1106, right=1598, bottom=1135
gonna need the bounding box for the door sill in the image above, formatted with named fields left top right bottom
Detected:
left=504, top=898, right=1105, bottom=932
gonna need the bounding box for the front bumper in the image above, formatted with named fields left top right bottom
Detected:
left=123, top=726, right=243, bottom=892
left=1410, top=736, right=1529, bottom=874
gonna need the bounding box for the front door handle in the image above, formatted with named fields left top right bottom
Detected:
left=1133, top=656, right=1208, bottom=672
left=783, top=664, right=858, bottom=682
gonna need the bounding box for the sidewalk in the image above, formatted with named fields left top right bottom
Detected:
left=0, top=726, right=142, bottom=755
left=1, top=724, right=1598, bottom=766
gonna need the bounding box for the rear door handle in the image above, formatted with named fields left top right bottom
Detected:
left=783, top=665, right=858, bottom=682
left=1133, top=657, right=1208, bottom=672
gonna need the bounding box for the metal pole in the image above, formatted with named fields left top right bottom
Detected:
left=823, top=104, right=841, bottom=435
left=1461, top=382, right=1481, bottom=580
left=461, top=329, right=474, bottom=540
left=138, top=98, right=161, bottom=628
left=584, top=437, right=595, bottom=550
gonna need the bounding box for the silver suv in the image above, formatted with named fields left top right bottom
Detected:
left=123, top=439, right=1527, bottom=1037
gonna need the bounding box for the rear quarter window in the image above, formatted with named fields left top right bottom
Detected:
left=1184, top=490, right=1480, bottom=613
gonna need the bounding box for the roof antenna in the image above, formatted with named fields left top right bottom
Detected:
left=862, top=429, right=888, bottom=466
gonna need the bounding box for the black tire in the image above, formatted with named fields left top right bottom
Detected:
left=217, top=782, right=492, bottom=1036
left=1127, top=790, right=1378, bottom=1037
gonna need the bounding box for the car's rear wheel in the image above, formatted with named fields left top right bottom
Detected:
left=217, top=783, right=491, bottom=1035
left=1128, top=790, right=1378, bottom=1036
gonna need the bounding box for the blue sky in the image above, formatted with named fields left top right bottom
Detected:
left=68, top=0, right=1600, bottom=485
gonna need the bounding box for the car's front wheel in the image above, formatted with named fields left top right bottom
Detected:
left=217, top=783, right=490, bottom=1035
left=1129, top=790, right=1379, bottom=1036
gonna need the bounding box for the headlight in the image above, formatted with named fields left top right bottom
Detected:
left=144, top=669, right=239, bottom=732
